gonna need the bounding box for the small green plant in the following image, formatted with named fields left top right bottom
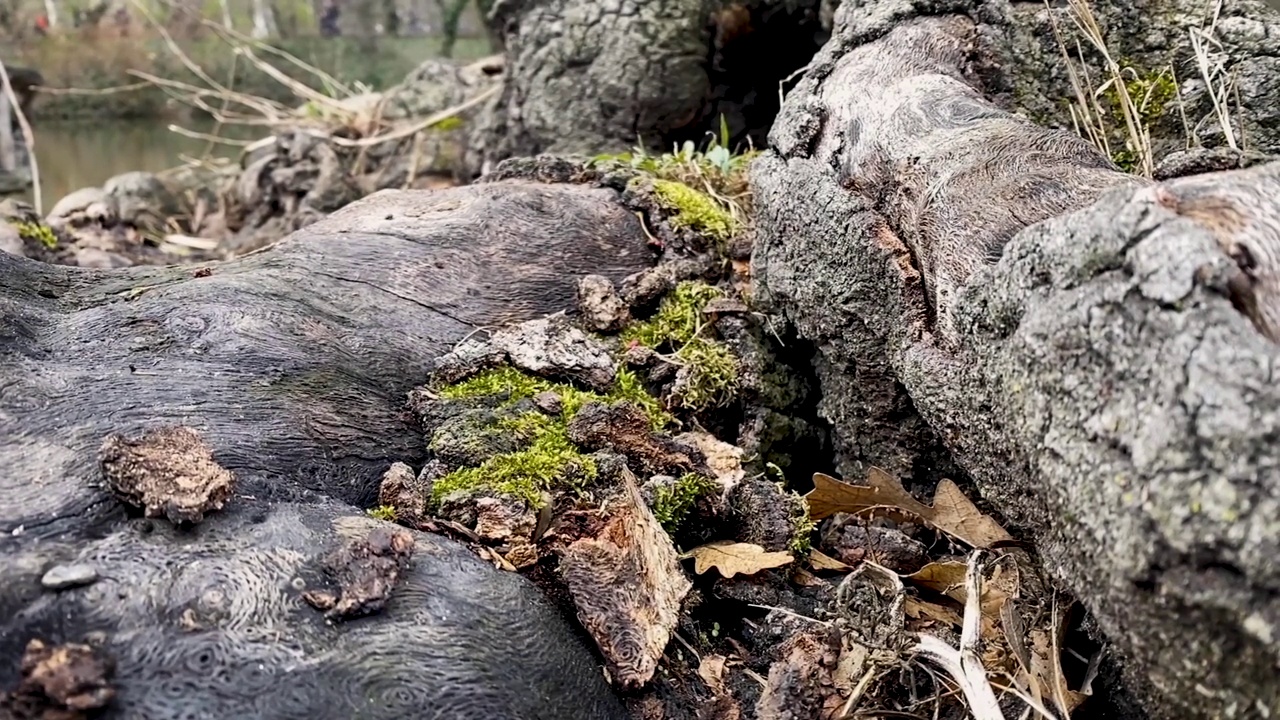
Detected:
left=430, top=415, right=597, bottom=508
left=651, top=472, right=719, bottom=535
left=15, top=221, right=56, bottom=249
left=623, top=281, right=740, bottom=412
left=591, top=115, right=758, bottom=227
left=366, top=505, right=398, bottom=522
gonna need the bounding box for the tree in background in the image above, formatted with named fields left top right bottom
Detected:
left=433, top=0, right=466, bottom=56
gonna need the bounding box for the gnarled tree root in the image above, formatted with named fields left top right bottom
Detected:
left=0, top=181, right=654, bottom=719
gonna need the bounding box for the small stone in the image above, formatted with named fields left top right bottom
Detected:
left=0, top=224, right=25, bottom=257
left=622, top=344, right=657, bottom=367
left=577, top=274, right=630, bottom=332
left=41, top=564, right=99, bottom=590
left=532, top=390, right=563, bottom=415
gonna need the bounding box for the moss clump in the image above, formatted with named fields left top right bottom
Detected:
left=15, top=221, right=56, bottom=249
left=366, top=505, right=398, bottom=522
left=430, top=411, right=596, bottom=509
left=623, top=281, right=740, bottom=411
left=651, top=179, right=735, bottom=244
left=440, top=365, right=670, bottom=430
left=430, top=365, right=674, bottom=508
left=652, top=472, right=719, bottom=535
left=430, top=115, right=464, bottom=131
left=788, top=498, right=816, bottom=555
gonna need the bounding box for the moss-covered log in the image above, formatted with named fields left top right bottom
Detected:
left=0, top=181, right=654, bottom=718
left=754, top=7, right=1280, bottom=720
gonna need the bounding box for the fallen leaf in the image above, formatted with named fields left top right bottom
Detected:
left=807, top=548, right=852, bottom=572
left=698, top=654, right=728, bottom=692
left=806, top=469, right=1013, bottom=548
left=685, top=541, right=794, bottom=578
left=904, top=560, right=1018, bottom=644
left=904, top=596, right=965, bottom=628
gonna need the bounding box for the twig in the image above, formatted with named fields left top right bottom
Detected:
left=911, top=551, right=1006, bottom=720
left=166, top=124, right=256, bottom=146
left=0, top=59, right=42, bottom=214
left=328, top=86, right=500, bottom=148
left=206, top=20, right=355, bottom=98
left=34, top=81, right=150, bottom=96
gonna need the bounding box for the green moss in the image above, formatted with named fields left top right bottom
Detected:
left=429, top=365, right=674, bottom=508
left=430, top=116, right=464, bottom=131
left=440, top=365, right=670, bottom=430
left=651, top=179, right=735, bottom=243
left=366, top=505, right=398, bottom=522
left=651, top=473, right=719, bottom=535
left=430, top=414, right=596, bottom=509
left=623, top=281, right=724, bottom=348
left=15, top=221, right=56, bottom=249
left=623, top=281, right=740, bottom=411
left=788, top=497, right=816, bottom=555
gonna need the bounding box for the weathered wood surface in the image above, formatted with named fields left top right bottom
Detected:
left=0, top=181, right=653, bottom=718
left=754, top=8, right=1279, bottom=720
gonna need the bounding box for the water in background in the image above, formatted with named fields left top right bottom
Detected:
left=19, top=118, right=262, bottom=207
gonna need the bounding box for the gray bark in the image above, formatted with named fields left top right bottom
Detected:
left=0, top=181, right=653, bottom=718
left=467, top=0, right=715, bottom=176
left=754, top=8, right=1278, bottom=720
left=466, top=0, right=828, bottom=177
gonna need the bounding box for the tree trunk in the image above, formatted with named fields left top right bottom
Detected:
left=251, top=0, right=279, bottom=38
left=753, top=10, right=1280, bottom=720
left=465, top=0, right=827, bottom=178
left=434, top=0, right=467, bottom=56
left=0, top=181, right=652, bottom=719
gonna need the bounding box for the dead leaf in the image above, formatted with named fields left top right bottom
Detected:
left=698, top=654, right=728, bottom=693
left=904, top=596, right=965, bottom=628
left=806, top=469, right=1013, bottom=548
left=808, top=548, right=852, bottom=572
left=685, top=541, right=794, bottom=578
left=1046, top=599, right=1088, bottom=717
left=904, top=560, right=1018, bottom=644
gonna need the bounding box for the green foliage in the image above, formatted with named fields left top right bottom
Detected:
left=589, top=118, right=758, bottom=234
left=366, top=505, right=398, bottom=522
left=15, top=221, right=56, bottom=249
left=623, top=281, right=740, bottom=411
left=788, top=497, right=816, bottom=555
left=430, top=115, right=465, bottom=131
left=651, top=473, right=719, bottom=535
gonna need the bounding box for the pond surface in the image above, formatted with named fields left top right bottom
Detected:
left=18, top=118, right=263, bottom=207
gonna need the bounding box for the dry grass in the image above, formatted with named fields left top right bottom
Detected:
left=1049, top=0, right=1246, bottom=177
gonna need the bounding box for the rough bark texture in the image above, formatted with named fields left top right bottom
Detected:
left=468, top=0, right=715, bottom=176
left=467, top=0, right=828, bottom=176
left=822, top=0, right=1280, bottom=160
left=754, top=7, right=1279, bottom=720
left=0, top=181, right=656, bottom=718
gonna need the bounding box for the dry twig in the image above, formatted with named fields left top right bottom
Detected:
left=0, top=59, right=42, bottom=214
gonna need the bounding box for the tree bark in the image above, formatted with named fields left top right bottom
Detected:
left=754, top=9, right=1279, bottom=720
left=0, top=181, right=653, bottom=718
